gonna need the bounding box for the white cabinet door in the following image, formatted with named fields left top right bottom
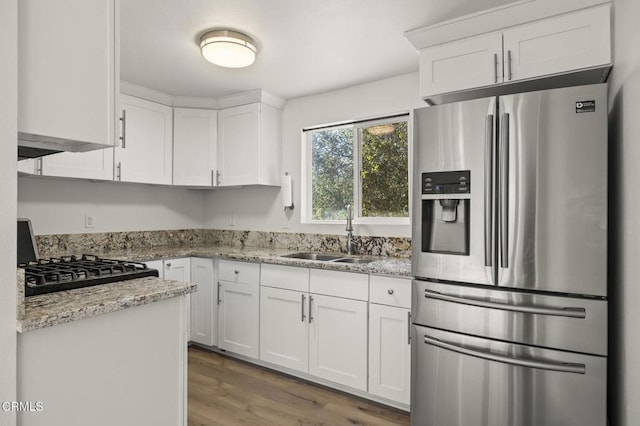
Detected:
left=164, top=258, right=191, bottom=282
left=218, top=281, right=260, bottom=358
left=503, top=5, right=611, bottom=83
left=190, top=258, right=217, bottom=347
left=260, top=287, right=309, bottom=373
left=18, top=0, right=116, bottom=147
left=217, top=103, right=281, bottom=186
left=17, top=159, right=36, bottom=175
left=144, top=260, right=164, bottom=278
left=173, top=108, right=217, bottom=187
left=308, top=294, right=368, bottom=391
left=115, top=95, right=173, bottom=185
left=217, top=103, right=260, bottom=187
left=369, top=304, right=411, bottom=405
left=419, top=32, right=503, bottom=99
left=41, top=148, right=114, bottom=180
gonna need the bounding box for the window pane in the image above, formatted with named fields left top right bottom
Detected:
left=360, top=121, right=409, bottom=217
left=311, top=127, right=354, bottom=220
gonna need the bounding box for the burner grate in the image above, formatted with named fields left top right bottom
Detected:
left=21, top=254, right=160, bottom=296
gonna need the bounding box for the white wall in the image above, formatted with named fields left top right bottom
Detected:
left=608, top=1, right=640, bottom=425
left=203, top=72, right=424, bottom=238
left=18, top=177, right=205, bottom=235
left=0, top=0, right=17, bottom=423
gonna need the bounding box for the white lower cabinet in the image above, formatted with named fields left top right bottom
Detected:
left=308, top=293, right=368, bottom=391
left=369, top=304, right=411, bottom=405
left=260, top=286, right=309, bottom=372
left=368, top=275, right=412, bottom=405
left=217, top=260, right=260, bottom=358
left=190, top=258, right=217, bottom=347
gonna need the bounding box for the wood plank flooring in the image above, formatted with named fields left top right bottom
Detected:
left=188, top=346, right=411, bottom=426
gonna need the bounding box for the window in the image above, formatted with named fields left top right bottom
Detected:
left=303, top=115, right=410, bottom=224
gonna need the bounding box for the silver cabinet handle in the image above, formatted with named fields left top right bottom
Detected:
left=484, top=114, right=494, bottom=269
left=119, top=109, right=126, bottom=148
left=36, top=158, right=43, bottom=176
left=507, top=50, right=512, bottom=81
left=407, top=311, right=411, bottom=345
left=211, top=170, right=214, bottom=187
left=301, top=294, right=306, bottom=322
left=216, top=170, right=221, bottom=186
left=309, top=296, right=314, bottom=323
left=116, top=162, right=122, bottom=181
left=493, top=53, right=498, bottom=83
left=217, top=282, right=221, bottom=305
left=234, top=270, right=239, bottom=275
left=424, top=334, right=585, bottom=374
left=387, top=289, right=394, bottom=295
left=165, top=262, right=171, bottom=268
left=499, top=113, right=510, bottom=268
left=423, top=289, right=586, bottom=318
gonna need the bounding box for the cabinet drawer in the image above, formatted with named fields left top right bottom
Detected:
left=261, top=264, right=309, bottom=292
left=309, top=269, right=368, bottom=301
left=218, top=260, right=260, bottom=284
left=370, top=275, right=411, bottom=308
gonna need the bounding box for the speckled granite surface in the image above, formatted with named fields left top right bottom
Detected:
left=36, top=229, right=412, bottom=259
left=18, top=277, right=196, bottom=333
left=21, top=229, right=412, bottom=334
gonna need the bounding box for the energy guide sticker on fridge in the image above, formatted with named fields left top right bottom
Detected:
left=576, top=100, right=596, bottom=113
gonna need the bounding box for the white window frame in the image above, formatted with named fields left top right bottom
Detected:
left=301, top=114, right=412, bottom=226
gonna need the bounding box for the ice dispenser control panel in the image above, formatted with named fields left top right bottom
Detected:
left=422, top=170, right=470, bottom=195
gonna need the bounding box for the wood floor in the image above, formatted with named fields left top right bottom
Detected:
left=188, top=346, right=411, bottom=426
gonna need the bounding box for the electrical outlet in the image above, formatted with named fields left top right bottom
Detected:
left=85, top=214, right=94, bottom=229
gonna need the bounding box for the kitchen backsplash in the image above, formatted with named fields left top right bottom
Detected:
left=35, top=229, right=411, bottom=258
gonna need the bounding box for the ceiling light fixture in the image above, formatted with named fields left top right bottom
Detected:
left=366, top=124, right=396, bottom=135
left=199, top=29, right=257, bottom=68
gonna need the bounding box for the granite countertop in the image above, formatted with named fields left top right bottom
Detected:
left=18, top=276, right=196, bottom=333
left=86, top=244, right=413, bottom=277
left=18, top=244, right=410, bottom=333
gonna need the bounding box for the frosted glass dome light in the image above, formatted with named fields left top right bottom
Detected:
left=199, top=29, right=257, bottom=68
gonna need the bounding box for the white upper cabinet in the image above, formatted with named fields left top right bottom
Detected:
left=173, top=108, right=218, bottom=187
left=502, top=5, right=611, bottom=83
left=115, top=95, right=173, bottom=185
left=417, top=4, right=611, bottom=102
left=420, top=32, right=503, bottom=98
left=217, top=103, right=281, bottom=187
left=18, top=0, right=117, bottom=147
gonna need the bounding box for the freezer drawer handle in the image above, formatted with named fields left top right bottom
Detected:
left=424, top=289, right=586, bottom=319
left=423, top=335, right=586, bottom=374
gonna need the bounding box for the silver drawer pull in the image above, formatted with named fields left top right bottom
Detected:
left=388, top=289, right=394, bottom=295
left=424, top=289, right=586, bottom=319
left=234, top=270, right=239, bottom=275
left=424, top=334, right=586, bottom=375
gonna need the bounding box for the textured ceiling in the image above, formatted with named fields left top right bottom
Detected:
left=120, top=0, right=518, bottom=100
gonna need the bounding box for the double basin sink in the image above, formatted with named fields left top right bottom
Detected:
left=281, top=252, right=376, bottom=264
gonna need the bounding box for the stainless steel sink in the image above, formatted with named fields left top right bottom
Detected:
left=281, top=252, right=344, bottom=261
left=280, top=252, right=376, bottom=264
left=332, top=257, right=376, bottom=264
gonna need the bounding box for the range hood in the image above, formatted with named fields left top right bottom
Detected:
left=17, top=132, right=111, bottom=160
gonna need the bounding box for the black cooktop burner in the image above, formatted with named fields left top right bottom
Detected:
left=20, top=254, right=159, bottom=297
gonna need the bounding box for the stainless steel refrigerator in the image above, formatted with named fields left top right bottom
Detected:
left=411, top=83, right=607, bottom=426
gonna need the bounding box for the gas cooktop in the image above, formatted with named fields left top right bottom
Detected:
left=20, top=254, right=159, bottom=297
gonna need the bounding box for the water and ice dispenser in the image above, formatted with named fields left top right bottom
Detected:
left=421, top=171, right=470, bottom=255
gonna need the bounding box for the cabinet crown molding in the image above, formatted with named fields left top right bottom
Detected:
left=120, top=80, right=286, bottom=110
left=404, top=0, right=611, bottom=50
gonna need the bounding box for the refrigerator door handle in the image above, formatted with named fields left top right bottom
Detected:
left=423, top=334, right=586, bottom=374
left=484, top=114, right=494, bottom=268
left=499, top=113, right=510, bottom=268
left=424, top=289, right=586, bottom=319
